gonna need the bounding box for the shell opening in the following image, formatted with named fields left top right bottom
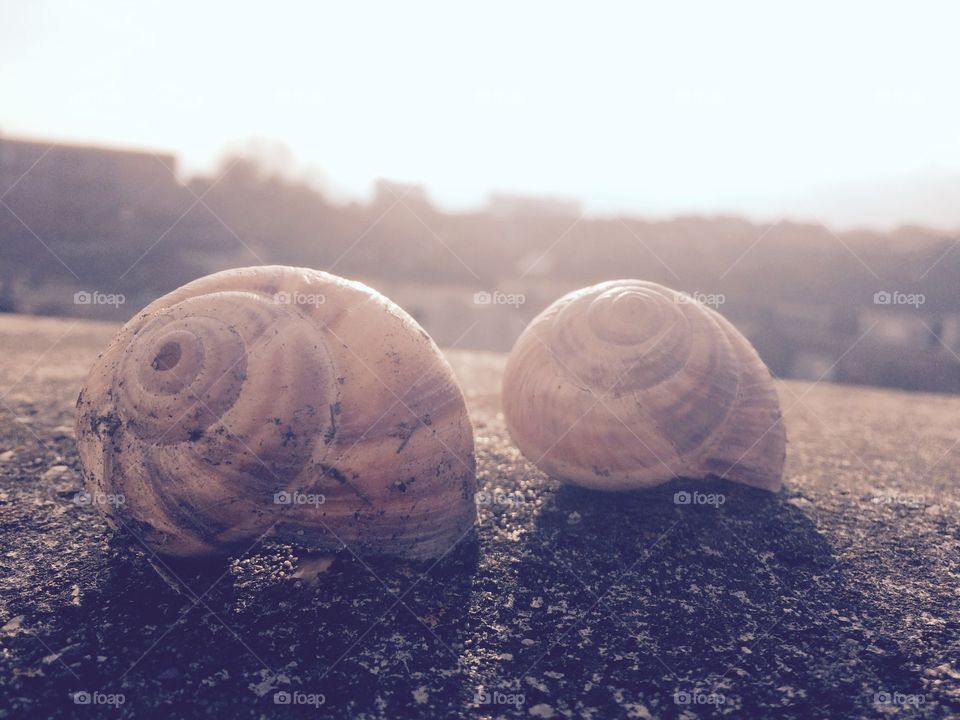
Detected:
left=151, top=341, right=182, bottom=372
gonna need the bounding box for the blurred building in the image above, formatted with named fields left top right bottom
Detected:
left=487, top=192, right=581, bottom=217
left=0, top=136, right=181, bottom=217
left=373, top=179, right=432, bottom=210
left=0, top=135, right=240, bottom=316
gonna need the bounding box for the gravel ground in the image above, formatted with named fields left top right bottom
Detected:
left=0, top=313, right=957, bottom=719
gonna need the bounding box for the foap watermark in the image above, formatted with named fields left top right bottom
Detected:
left=74, top=491, right=125, bottom=508
left=872, top=493, right=926, bottom=509
left=674, top=690, right=725, bottom=706
left=675, top=291, right=725, bottom=308
left=71, top=690, right=125, bottom=707
left=874, top=691, right=925, bottom=706
left=674, top=490, right=725, bottom=507
left=474, top=490, right=525, bottom=507
left=274, top=490, right=325, bottom=507
left=273, top=290, right=326, bottom=307
left=473, top=689, right=525, bottom=708
left=273, top=690, right=326, bottom=708
left=473, top=290, right=526, bottom=308
left=873, top=291, right=925, bottom=308
left=74, top=290, right=125, bottom=308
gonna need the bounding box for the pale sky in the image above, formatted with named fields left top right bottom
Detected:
left=2, top=1, right=960, bottom=230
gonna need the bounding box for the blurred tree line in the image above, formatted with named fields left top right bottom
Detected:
left=2, top=142, right=956, bottom=312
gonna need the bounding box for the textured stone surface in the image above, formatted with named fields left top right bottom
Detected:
left=0, top=314, right=957, bottom=719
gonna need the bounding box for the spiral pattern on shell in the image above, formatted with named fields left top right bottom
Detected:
left=76, top=266, right=476, bottom=558
left=502, top=280, right=786, bottom=491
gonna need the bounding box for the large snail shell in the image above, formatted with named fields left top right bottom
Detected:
left=502, top=280, right=785, bottom=491
left=75, top=266, right=476, bottom=559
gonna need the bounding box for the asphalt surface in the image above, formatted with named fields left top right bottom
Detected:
left=0, top=314, right=957, bottom=719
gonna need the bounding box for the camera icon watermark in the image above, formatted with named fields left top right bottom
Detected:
left=675, top=291, right=725, bottom=308
left=474, top=490, right=525, bottom=507
left=273, top=690, right=326, bottom=707
left=673, top=690, right=725, bottom=706
left=274, top=490, right=325, bottom=507
left=273, top=291, right=326, bottom=306
left=673, top=490, right=725, bottom=507
left=73, top=290, right=125, bottom=308
left=473, top=689, right=525, bottom=707
left=473, top=290, right=526, bottom=308
left=74, top=491, right=125, bottom=507
left=873, top=290, right=925, bottom=308
left=71, top=690, right=125, bottom=706
left=873, top=690, right=924, bottom=706
left=872, top=493, right=926, bottom=509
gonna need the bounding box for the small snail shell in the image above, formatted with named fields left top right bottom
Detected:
left=75, top=266, right=476, bottom=559
left=502, top=280, right=785, bottom=491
